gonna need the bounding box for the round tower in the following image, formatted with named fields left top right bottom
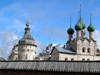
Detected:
left=87, top=13, right=95, bottom=40
left=67, top=17, right=74, bottom=40
left=18, top=17, right=37, bottom=60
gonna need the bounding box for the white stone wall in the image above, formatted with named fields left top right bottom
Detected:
left=9, top=54, right=18, bottom=61
left=50, top=48, right=59, bottom=60
left=35, top=54, right=50, bottom=60
left=67, top=39, right=97, bottom=56
left=67, top=40, right=77, bottom=51
left=77, top=40, right=97, bottom=56
left=18, top=45, right=36, bottom=60
left=59, top=53, right=100, bottom=61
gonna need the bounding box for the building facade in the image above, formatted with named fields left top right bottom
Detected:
left=35, top=44, right=64, bottom=60
left=50, top=6, right=100, bottom=61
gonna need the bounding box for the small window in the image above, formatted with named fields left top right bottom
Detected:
left=82, top=58, right=85, bottom=61
left=26, top=54, right=28, bottom=59
left=87, top=59, right=90, bottom=61
left=71, top=58, right=74, bottom=61
left=82, top=47, right=85, bottom=52
left=87, top=48, right=90, bottom=53
left=65, top=58, right=68, bottom=61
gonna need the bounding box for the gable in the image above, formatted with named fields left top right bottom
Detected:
left=51, top=47, right=59, bottom=55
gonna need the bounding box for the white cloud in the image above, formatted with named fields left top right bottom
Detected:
left=94, top=30, right=100, bottom=48
left=42, top=25, right=67, bottom=39
left=0, top=31, right=18, bottom=59
left=35, top=39, right=46, bottom=56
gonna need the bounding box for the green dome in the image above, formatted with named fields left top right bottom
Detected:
left=79, top=20, right=86, bottom=29
left=75, top=22, right=82, bottom=30
left=87, top=24, right=95, bottom=32
left=83, top=30, right=86, bottom=35
left=67, top=27, right=74, bottom=34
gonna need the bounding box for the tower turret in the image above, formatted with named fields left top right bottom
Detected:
left=67, top=17, right=74, bottom=40
left=87, top=13, right=95, bottom=40
left=18, top=17, right=37, bottom=60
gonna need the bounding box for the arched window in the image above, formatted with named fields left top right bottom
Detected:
left=26, top=54, right=28, bottom=59
left=87, top=48, right=90, bottom=53
left=82, top=47, right=85, bottom=52
left=82, top=58, right=85, bottom=61
left=71, top=58, right=74, bottom=61
left=87, top=59, right=90, bottom=61
left=65, top=58, right=68, bottom=61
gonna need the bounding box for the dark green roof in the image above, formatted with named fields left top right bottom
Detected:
left=75, top=22, right=82, bottom=30
left=79, top=20, right=86, bottom=29
left=67, top=27, right=74, bottom=34
left=87, top=24, right=95, bottom=32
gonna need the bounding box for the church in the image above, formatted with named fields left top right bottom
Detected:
left=50, top=6, right=100, bottom=61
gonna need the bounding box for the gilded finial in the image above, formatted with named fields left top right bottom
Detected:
left=80, top=4, right=82, bottom=21
left=90, top=13, right=92, bottom=24
left=78, top=11, right=79, bottom=21
left=70, top=17, right=71, bottom=28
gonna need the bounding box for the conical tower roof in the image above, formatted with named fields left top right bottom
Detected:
left=19, top=17, right=37, bottom=47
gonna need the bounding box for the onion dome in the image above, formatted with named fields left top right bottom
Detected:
left=83, top=30, right=86, bottom=35
left=87, top=24, right=95, bottom=32
left=67, top=26, right=74, bottom=34
left=87, top=13, right=95, bottom=32
left=67, top=17, right=74, bottom=34
left=75, top=22, right=82, bottom=30
left=79, top=19, right=86, bottom=29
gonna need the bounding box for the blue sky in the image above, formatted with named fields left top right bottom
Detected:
left=0, top=0, right=100, bottom=59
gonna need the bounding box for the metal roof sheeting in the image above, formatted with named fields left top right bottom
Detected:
left=0, top=61, right=100, bottom=73
left=55, top=47, right=76, bottom=54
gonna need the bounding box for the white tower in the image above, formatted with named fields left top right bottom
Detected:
left=18, top=18, right=37, bottom=60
